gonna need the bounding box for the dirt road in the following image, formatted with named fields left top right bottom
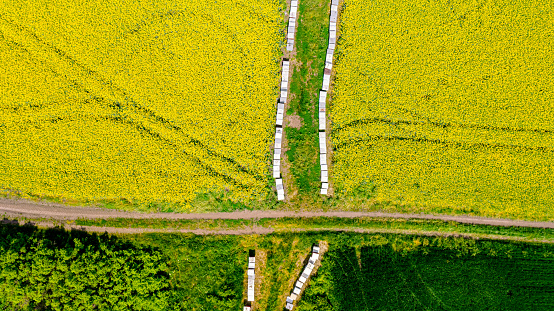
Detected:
left=1, top=198, right=553, bottom=229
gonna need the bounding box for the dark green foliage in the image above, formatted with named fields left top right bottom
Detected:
left=0, top=224, right=172, bottom=310
left=126, top=234, right=246, bottom=310
left=298, top=236, right=554, bottom=311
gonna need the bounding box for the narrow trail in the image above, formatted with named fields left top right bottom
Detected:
left=1, top=198, right=553, bottom=229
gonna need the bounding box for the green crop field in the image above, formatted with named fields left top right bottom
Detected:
left=330, top=0, right=554, bottom=220
left=299, top=235, right=554, bottom=310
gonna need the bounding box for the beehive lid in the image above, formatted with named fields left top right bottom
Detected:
left=287, top=39, right=294, bottom=51
left=290, top=6, right=297, bottom=18
left=289, top=17, right=296, bottom=27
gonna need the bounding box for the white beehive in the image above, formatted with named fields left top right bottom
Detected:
left=321, top=170, right=328, bottom=182
left=320, top=153, right=327, bottom=165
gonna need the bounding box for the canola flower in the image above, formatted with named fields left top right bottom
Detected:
left=331, top=0, right=554, bottom=220
left=0, top=0, right=285, bottom=209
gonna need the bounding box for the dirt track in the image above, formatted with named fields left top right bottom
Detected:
left=1, top=198, right=553, bottom=229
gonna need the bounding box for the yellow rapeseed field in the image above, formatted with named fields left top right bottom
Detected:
left=0, top=0, right=285, bottom=210
left=331, top=0, right=554, bottom=220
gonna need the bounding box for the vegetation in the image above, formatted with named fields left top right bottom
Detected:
left=2, top=222, right=554, bottom=310
left=0, top=223, right=173, bottom=310
left=298, top=233, right=554, bottom=310
left=125, top=233, right=247, bottom=310
left=0, top=0, right=285, bottom=212
left=330, top=0, right=554, bottom=220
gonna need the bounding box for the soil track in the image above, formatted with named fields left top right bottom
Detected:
left=1, top=198, right=553, bottom=229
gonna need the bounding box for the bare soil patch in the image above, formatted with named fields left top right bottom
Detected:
left=286, top=115, right=302, bottom=128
